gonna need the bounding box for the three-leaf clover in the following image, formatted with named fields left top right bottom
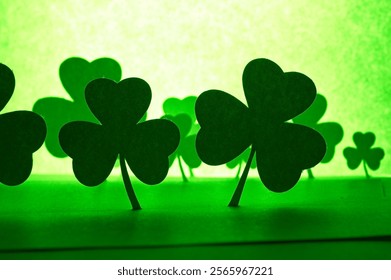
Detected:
left=196, top=58, right=326, bottom=206
left=59, top=77, right=180, bottom=210
left=163, top=96, right=201, bottom=181
left=33, top=57, right=121, bottom=158
left=293, top=94, right=344, bottom=178
left=343, top=132, right=385, bottom=178
left=0, top=63, right=46, bottom=185
left=226, top=147, right=257, bottom=179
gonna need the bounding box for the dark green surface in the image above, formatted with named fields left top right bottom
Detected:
left=0, top=177, right=390, bottom=259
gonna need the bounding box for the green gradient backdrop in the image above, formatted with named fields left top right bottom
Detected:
left=0, top=0, right=390, bottom=177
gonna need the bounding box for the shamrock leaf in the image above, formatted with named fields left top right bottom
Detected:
left=0, top=63, right=46, bottom=185
left=59, top=77, right=179, bottom=210
left=226, top=147, right=257, bottom=179
left=33, top=57, right=121, bottom=158
left=163, top=96, right=199, bottom=134
left=343, top=132, right=385, bottom=178
left=196, top=58, right=326, bottom=206
left=293, top=94, right=344, bottom=178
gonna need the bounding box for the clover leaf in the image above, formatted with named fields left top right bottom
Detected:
left=343, top=132, right=385, bottom=178
left=196, top=58, right=326, bottom=206
left=226, top=147, right=257, bottom=179
left=162, top=96, right=201, bottom=181
left=293, top=94, right=344, bottom=178
left=59, top=77, right=179, bottom=210
left=0, top=63, right=46, bottom=185
left=33, top=57, right=121, bottom=158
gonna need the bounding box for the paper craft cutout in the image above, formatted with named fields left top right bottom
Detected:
left=163, top=96, right=201, bottom=181
left=33, top=57, right=121, bottom=158
left=343, top=132, right=385, bottom=178
left=293, top=94, right=344, bottom=178
left=226, top=147, right=257, bottom=178
left=59, top=77, right=180, bottom=210
left=196, top=58, right=326, bottom=206
left=0, top=63, right=46, bottom=185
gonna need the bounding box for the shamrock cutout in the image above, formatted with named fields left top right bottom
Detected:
left=59, top=77, right=179, bottom=210
left=343, top=132, right=385, bottom=178
left=163, top=96, right=201, bottom=181
left=226, top=147, right=257, bottom=179
left=0, top=63, right=46, bottom=185
left=293, top=94, right=344, bottom=178
left=33, top=57, right=121, bottom=158
left=196, top=58, right=326, bottom=206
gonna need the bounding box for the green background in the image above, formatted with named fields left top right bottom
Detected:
left=0, top=0, right=390, bottom=177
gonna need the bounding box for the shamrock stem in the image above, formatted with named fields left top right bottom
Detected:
left=363, top=160, right=370, bottom=179
left=189, top=167, right=194, bottom=177
left=228, top=147, right=255, bottom=207
left=119, top=154, right=141, bottom=210
left=307, top=169, right=315, bottom=179
left=178, top=155, right=188, bottom=183
left=235, top=162, right=242, bottom=179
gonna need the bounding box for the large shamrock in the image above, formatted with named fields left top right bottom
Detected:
left=0, top=63, right=46, bottom=185
left=59, top=77, right=179, bottom=210
left=226, top=147, right=257, bottom=179
left=293, top=94, right=344, bottom=178
left=196, top=58, right=326, bottom=206
left=163, top=96, right=201, bottom=181
left=33, top=57, right=121, bottom=158
left=343, top=132, right=385, bottom=178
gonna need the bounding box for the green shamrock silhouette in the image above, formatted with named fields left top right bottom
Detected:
left=33, top=57, right=122, bottom=158
left=343, top=132, right=385, bottom=178
left=196, top=58, right=326, bottom=206
left=293, top=94, right=344, bottom=178
left=0, top=63, right=46, bottom=185
left=226, top=147, right=257, bottom=179
left=163, top=96, right=201, bottom=181
left=59, top=77, right=180, bottom=210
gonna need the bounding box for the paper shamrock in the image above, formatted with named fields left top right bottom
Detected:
left=163, top=96, right=201, bottom=181
left=0, top=63, right=46, bottom=185
left=343, top=132, right=385, bottom=178
left=196, top=58, right=326, bottom=206
left=226, top=147, right=257, bottom=179
left=293, top=94, right=344, bottom=178
left=33, top=57, right=121, bottom=158
left=59, top=77, right=180, bottom=210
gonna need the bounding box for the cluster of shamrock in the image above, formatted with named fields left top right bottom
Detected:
left=0, top=57, right=386, bottom=210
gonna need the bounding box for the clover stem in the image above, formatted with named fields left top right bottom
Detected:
left=235, top=162, right=243, bottom=179
left=189, top=167, right=194, bottom=177
left=363, top=160, right=370, bottom=179
left=307, top=169, right=315, bottom=179
left=119, top=154, right=141, bottom=210
left=177, top=155, right=188, bottom=183
left=228, top=147, right=256, bottom=207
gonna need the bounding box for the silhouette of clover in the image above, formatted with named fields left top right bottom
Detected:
left=293, top=94, right=344, bottom=178
left=226, top=147, right=257, bottom=179
left=196, top=58, right=326, bottom=206
left=0, top=63, right=46, bottom=185
left=59, top=77, right=179, bottom=210
left=343, top=132, right=385, bottom=178
left=33, top=57, right=121, bottom=158
left=163, top=96, right=201, bottom=181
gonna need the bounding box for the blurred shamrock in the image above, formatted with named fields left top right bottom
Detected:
left=163, top=96, right=201, bottom=181
left=0, top=63, right=46, bottom=185
left=196, top=58, right=326, bottom=206
left=59, top=77, right=179, bottom=210
left=293, top=94, right=344, bottom=178
left=343, top=132, right=385, bottom=178
left=226, top=147, right=257, bottom=179
left=33, top=57, right=121, bottom=158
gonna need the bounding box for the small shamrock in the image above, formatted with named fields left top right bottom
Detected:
left=33, top=57, right=121, bottom=158
left=293, top=94, right=344, bottom=178
left=0, top=63, right=46, bottom=185
left=226, top=147, right=257, bottom=179
left=196, top=58, right=326, bottom=206
left=59, top=77, right=180, bottom=210
left=343, top=132, right=385, bottom=178
left=163, top=96, right=201, bottom=181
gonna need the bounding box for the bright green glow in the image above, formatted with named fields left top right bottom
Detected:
left=0, top=0, right=390, bottom=177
